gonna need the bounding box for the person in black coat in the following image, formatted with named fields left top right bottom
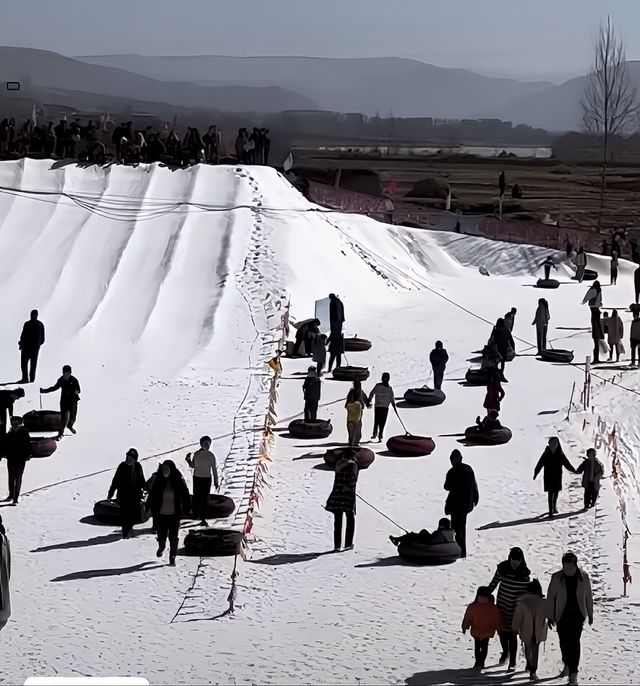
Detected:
left=40, top=365, right=81, bottom=439
left=491, top=318, right=515, bottom=381
left=429, top=340, right=449, bottom=390
left=0, top=389, right=24, bottom=437
left=3, top=416, right=31, bottom=505
left=327, top=331, right=345, bottom=372
left=444, top=449, right=479, bottom=558
left=302, top=367, right=321, bottom=421
left=292, top=319, right=320, bottom=357
left=534, top=437, right=576, bottom=517
left=18, top=310, right=45, bottom=383
left=108, top=448, right=146, bottom=539
left=325, top=451, right=358, bottom=551
left=149, top=459, right=191, bottom=566
left=329, top=293, right=345, bottom=335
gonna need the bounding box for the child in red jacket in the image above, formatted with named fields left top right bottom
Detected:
left=462, top=586, right=506, bottom=670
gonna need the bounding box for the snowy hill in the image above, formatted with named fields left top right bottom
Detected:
left=0, top=159, right=638, bottom=683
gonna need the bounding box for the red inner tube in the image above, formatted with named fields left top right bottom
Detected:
left=386, top=434, right=436, bottom=456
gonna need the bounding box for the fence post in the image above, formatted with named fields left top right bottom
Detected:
left=566, top=382, right=576, bottom=421
left=584, top=356, right=591, bottom=410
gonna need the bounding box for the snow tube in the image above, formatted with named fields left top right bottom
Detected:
left=465, top=368, right=493, bottom=386
left=398, top=540, right=461, bottom=565
left=204, top=494, right=236, bottom=519
left=464, top=425, right=513, bottom=445
left=536, top=278, right=560, bottom=289
left=92, top=499, right=150, bottom=525
left=403, top=388, right=446, bottom=407
left=539, top=349, right=574, bottom=363
left=386, top=434, right=436, bottom=457
left=572, top=269, right=598, bottom=281
left=332, top=366, right=370, bottom=382
left=343, top=337, right=372, bottom=352
left=30, top=437, right=57, bottom=458
left=288, top=419, right=333, bottom=439
left=22, top=410, right=61, bottom=432
left=184, top=528, right=243, bottom=557
left=323, top=447, right=375, bottom=470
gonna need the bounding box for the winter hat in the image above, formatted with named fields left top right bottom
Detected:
left=126, top=448, right=139, bottom=460
left=450, top=449, right=463, bottom=463
left=477, top=586, right=493, bottom=599
left=527, top=579, right=543, bottom=596
left=509, top=546, right=524, bottom=561
left=435, top=340, right=443, bottom=348
left=562, top=552, right=578, bottom=565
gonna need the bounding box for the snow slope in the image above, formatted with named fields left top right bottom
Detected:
left=0, top=159, right=637, bottom=684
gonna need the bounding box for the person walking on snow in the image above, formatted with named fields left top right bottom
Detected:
left=312, top=333, right=327, bottom=376
left=487, top=547, right=531, bottom=671
left=185, top=436, right=219, bottom=527
left=547, top=552, right=594, bottom=685
left=325, top=449, right=358, bottom=551
left=462, top=586, right=506, bottom=671
left=329, top=293, right=345, bottom=335
left=539, top=255, right=558, bottom=281
left=631, top=310, right=640, bottom=366
left=107, top=448, right=146, bottom=539
left=607, top=309, right=624, bottom=361
left=532, top=298, right=550, bottom=354
left=3, top=416, right=31, bottom=505
left=610, top=252, right=619, bottom=285
left=583, top=281, right=604, bottom=363
left=367, top=372, right=396, bottom=442
left=429, top=341, right=449, bottom=390
left=504, top=307, right=517, bottom=333
left=511, top=579, right=549, bottom=682
left=302, top=367, right=321, bottom=421
left=18, top=309, right=45, bottom=383
left=345, top=380, right=369, bottom=447
left=327, top=330, right=345, bottom=372
left=40, top=365, right=81, bottom=440
left=484, top=369, right=505, bottom=414
left=534, top=437, right=576, bottom=517
left=0, top=515, right=10, bottom=631
left=444, top=449, right=479, bottom=558
left=574, top=247, right=587, bottom=282
left=490, top=318, right=514, bottom=381
left=149, top=459, right=191, bottom=566
left=576, top=448, right=604, bottom=510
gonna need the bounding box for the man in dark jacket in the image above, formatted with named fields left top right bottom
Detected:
left=292, top=319, right=321, bottom=357
left=444, top=449, right=479, bottom=557
left=3, top=416, right=31, bottom=505
left=0, top=388, right=24, bottom=437
left=329, top=293, right=345, bottom=335
left=429, top=341, right=449, bottom=390
left=504, top=307, right=517, bottom=333
left=108, top=448, right=146, bottom=539
left=40, top=365, right=81, bottom=440
left=491, top=318, right=515, bottom=381
left=18, top=310, right=45, bottom=383
left=303, top=367, right=321, bottom=421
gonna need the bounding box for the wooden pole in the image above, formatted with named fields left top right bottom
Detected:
left=566, top=381, right=576, bottom=421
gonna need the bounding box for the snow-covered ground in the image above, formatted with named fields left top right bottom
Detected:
left=0, top=159, right=638, bottom=684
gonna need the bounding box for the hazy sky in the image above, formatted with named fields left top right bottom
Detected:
left=1, top=0, right=639, bottom=81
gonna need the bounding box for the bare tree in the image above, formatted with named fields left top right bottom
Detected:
left=582, top=16, right=637, bottom=227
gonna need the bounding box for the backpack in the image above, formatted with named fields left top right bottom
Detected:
left=346, top=402, right=363, bottom=423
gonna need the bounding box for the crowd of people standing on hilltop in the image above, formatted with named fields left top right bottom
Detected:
left=0, top=117, right=272, bottom=168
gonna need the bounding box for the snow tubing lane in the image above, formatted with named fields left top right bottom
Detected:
left=403, top=388, right=446, bottom=406
left=204, top=494, right=236, bottom=519
left=397, top=540, right=461, bottom=565
left=30, top=438, right=57, bottom=458
left=184, top=528, right=243, bottom=557
left=323, top=447, right=375, bottom=470
left=536, top=278, right=560, bottom=289
left=343, top=337, right=372, bottom=352
left=572, top=269, right=598, bottom=281
left=92, top=499, right=150, bottom=525
left=464, top=426, right=513, bottom=445
left=465, top=368, right=492, bottom=386
left=386, top=435, right=436, bottom=457
left=288, top=419, right=333, bottom=439
left=22, top=410, right=61, bottom=432
left=539, top=349, right=574, bottom=363
left=332, top=366, right=370, bottom=382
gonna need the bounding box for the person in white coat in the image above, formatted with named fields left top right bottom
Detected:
left=0, top=515, right=10, bottom=631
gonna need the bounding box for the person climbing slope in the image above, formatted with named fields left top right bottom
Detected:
left=576, top=448, right=604, bottom=510
left=325, top=449, right=358, bottom=551
left=534, top=437, right=576, bottom=517
left=302, top=367, right=321, bottom=421
left=511, top=579, right=549, bottom=682
left=444, top=449, right=479, bottom=558
left=532, top=298, right=550, bottom=354
left=18, top=309, right=45, bottom=383
left=462, top=586, right=505, bottom=671
left=40, top=365, right=81, bottom=440
left=486, top=547, right=531, bottom=671
left=185, top=435, right=219, bottom=527
left=367, top=372, right=395, bottom=442
left=345, top=380, right=369, bottom=447
left=429, top=341, right=449, bottom=390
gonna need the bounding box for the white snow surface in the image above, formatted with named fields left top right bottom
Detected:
left=0, top=159, right=638, bottom=684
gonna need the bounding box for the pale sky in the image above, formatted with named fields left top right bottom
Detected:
left=0, top=0, right=638, bottom=81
